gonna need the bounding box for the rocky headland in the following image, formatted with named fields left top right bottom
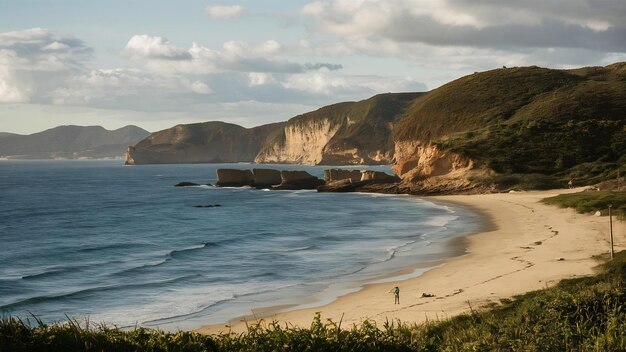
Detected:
left=130, top=63, right=626, bottom=194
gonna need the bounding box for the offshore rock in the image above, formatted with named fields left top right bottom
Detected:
left=324, top=169, right=362, bottom=183
left=252, top=169, right=282, bottom=187
left=216, top=169, right=254, bottom=187
left=360, top=170, right=400, bottom=182
left=274, top=170, right=325, bottom=190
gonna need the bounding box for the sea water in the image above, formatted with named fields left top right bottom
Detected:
left=0, top=160, right=482, bottom=330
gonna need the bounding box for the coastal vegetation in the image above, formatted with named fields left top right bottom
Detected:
left=3, top=251, right=625, bottom=351
left=543, top=190, right=626, bottom=219
left=396, top=63, right=626, bottom=190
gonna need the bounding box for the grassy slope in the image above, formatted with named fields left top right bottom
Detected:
left=543, top=191, right=626, bottom=219
left=3, top=250, right=625, bottom=351
left=395, top=63, right=626, bottom=189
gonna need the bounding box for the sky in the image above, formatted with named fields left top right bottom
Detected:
left=1, top=0, right=625, bottom=134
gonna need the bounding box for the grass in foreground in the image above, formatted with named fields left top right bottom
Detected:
left=2, top=250, right=626, bottom=351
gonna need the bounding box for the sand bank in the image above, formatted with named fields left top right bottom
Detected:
left=198, top=188, right=624, bottom=334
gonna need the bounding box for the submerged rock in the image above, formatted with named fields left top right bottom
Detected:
left=175, top=182, right=200, bottom=187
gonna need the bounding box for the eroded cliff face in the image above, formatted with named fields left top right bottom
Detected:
left=254, top=117, right=396, bottom=165
left=255, top=118, right=341, bottom=164
left=392, top=141, right=491, bottom=194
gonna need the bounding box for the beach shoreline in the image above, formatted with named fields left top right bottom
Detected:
left=197, top=187, right=624, bottom=335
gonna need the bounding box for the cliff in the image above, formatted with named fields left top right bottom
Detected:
left=125, top=122, right=284, bottom=164
left=393, top=63, right=626, bottom=192
left=254, top=93, right=421, bottom=165
left=0, top=125, right=149, bottom=159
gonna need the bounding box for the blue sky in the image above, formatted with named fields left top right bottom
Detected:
left=1, top=0, right=625, bottom=134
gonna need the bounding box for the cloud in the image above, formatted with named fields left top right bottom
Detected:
left=303, top=62, right=343, bottom=71
left=125, top=35, right=191, bottom=60
left=0, top=74, right=29, bottom=102
left=123, top=34, right=344, bottom=75
left=190, top=80, right=212, bottom=94
left=205, top=5, right=245, bottom=19
left=0, top=28, right=93, bottom=103
left=301, top=0, right=626, bottom=52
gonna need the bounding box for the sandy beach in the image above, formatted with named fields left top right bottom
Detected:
left=198, top=188, right=625, bottom=335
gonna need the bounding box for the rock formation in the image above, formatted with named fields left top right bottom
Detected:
left=255, top=93, right=420, bottom=165
left=252, top=169, right=282, bottom=187
left=174, top=182, right=200, bottom=187
left=216, top=169, right=254, bottom=187
left=360, top=170, right=400, bottom=182
left=324, top=169, right=362, bottom=183
left=274, top=170, right=325, bottom=190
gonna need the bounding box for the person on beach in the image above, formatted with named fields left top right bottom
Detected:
left=568, top=179, right=574, bottom=189
left=390, top=286, right=400, bottom=304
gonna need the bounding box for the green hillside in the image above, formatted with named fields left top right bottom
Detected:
left=395, top=63, right=626, bottom=189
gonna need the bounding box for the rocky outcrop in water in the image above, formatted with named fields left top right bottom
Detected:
left=274, top=171, right=325, bottom=190
left=216, top=169, right=255, bottom=187
left=324, top=169, right=362, bottom=183
left=252, top=169, right=282, bottom=187
left=318, top=169, right=400, bottom=192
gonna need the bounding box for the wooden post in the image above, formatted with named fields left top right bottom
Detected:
left=609, top=205, right=614, bottom=260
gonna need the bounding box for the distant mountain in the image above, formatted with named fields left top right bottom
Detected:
left=0, top=125, right=150, bottom=159
left=125, top=122, right=284, bottom=164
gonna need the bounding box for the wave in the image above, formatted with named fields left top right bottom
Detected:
left=113, top=241, right=222, bottom=276
left=169, top=241, right=218, bottom=258
left=77, top=242, right=143, bottom=253
left=21, top=268, right=69, bottom=280
left=1, top=275, right=199, bottom=311
left=280, top=245, right=314, bottom=253
left=13, top=258, right=129, bottom=282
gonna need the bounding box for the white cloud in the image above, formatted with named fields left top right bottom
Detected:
left=205, top=5, right=245, bottom=19
left=0, top=74, right=28, bottom=103
left=0, top=28, right=92, bottom=104
left=248, top=72, right=273, bottom=86
left=124, top=35, right=343, bottom=75
left=190, top=80, right=212, bottom=94
left=125, top=35, right=191, bottom=60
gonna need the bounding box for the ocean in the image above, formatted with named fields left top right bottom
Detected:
left=0, top=160, right=482, bottom=331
